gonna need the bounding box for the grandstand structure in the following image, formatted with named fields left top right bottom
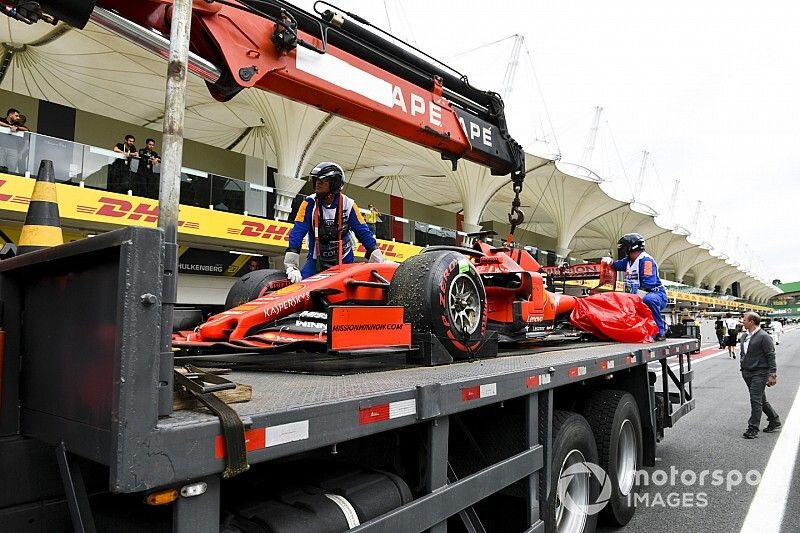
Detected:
left=770, top=281, right=800, bottom=318
left=0, top=12, right=780, bottom=306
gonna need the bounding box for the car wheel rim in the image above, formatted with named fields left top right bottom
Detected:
left=555, top=449, right=589, bottom=533
left=448, top=273, right=481, bottom=335
left=617, top=419, right=637, bottom=495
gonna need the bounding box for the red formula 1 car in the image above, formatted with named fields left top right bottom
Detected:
left=173, top=233, right=616, bottom=361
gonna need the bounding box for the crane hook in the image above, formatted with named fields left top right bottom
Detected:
left=506, top=181, right=524, bottom=245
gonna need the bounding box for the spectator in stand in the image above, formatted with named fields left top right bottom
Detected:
left=15, top=114, right=29, bottom=132
left=363, top=204, right=381, bottom=235
left=724, top=312, right=739, bottom=358
left=715, top=317, right=726, bottom=349
left=0, top=109, right=27, bottom=174
left=109, top=134, right=139, bottom=194
left=137, top=138, right=161, bottom=199
left=12, top=115, right=30, bottom=174
left=0, top=108, right=21, bottom=131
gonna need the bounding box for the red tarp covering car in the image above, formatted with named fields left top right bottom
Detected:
left=570, top=292, right=658, bottom=343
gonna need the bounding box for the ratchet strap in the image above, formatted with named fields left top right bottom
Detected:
left=174, top=365, right=249, bottom=478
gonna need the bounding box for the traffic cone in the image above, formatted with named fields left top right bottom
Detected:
left=17, top=160, right=63, bottom=254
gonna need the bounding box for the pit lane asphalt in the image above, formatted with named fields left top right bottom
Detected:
left=598, top=327, right=800, bottom=533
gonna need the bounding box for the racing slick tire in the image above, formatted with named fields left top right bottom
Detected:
left=581, top=390, right=643, bottom=526
left=543, top=411, right=600, bottom=533
left=224, top=269, right=290, bottom=310
left=387, top=250, right=487, bottom=360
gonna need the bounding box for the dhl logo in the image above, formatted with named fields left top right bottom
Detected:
left=227, top=221, right=291, bottom=242
left=76, top=197, right=200, bottom=229
left=226, top=222, right=403, bottom=258
left=0, top=179, right=30, bottom=206
left=355, top=242, right=399, bottom=258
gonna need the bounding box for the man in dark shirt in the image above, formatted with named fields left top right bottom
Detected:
left=109, top=134, right=139, bottom=194
left=1, top=110, right=31, bottom=175
left=739, top=311, right=780, bottom=439
left=0, top=108, right=21, bottom=131
left=137, top=138, right=160, bottom=199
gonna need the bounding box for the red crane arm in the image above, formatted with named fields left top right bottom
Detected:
left=1, top=0, right=525, bottom=179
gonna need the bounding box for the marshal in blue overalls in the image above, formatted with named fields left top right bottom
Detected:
left=604, top=233, right=668, bottom=340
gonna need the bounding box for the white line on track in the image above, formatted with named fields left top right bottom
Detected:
left=650, top=346, right=727, bottom=376
left=739, top=374, right=800, bottom=533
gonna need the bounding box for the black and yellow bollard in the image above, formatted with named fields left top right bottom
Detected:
left=18, top=160, right=63, bottom=254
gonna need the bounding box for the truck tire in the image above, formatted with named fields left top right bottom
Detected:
left=544, top=411, right=600, bottom=533
left=387, top=250, right=487, bottom=360
left=225, top=269, right=289, bottom=310
left=581, top=390, right=643, bottom=526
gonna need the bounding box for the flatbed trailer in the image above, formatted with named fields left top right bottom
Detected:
left=0, top=227, right=696, bottom=532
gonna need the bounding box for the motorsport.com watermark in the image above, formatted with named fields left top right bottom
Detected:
left=558, top=462, right=761, bottom=514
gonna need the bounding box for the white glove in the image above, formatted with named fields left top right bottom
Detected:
left=601, top=256, right=613, bottom=265
left=284, top=251, right=303, bottom=283
left=368, top=249, right=387, bottom=263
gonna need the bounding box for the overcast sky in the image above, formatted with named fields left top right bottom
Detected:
left=297, top=1, right=799, bottom=282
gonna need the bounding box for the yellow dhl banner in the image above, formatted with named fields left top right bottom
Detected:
left=0, top=173, right=422, bottom=262
left=562, top=279, right=771, bottom=312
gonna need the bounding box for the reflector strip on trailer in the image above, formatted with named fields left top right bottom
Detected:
left=359, top=399, right=417, bottom=425
left=214, top=420, right=309, bottom=459
left=568, top=366, right=587, bottom=378
left=600, top=359, right=615, bottom=370
left=461, top=383, right=497, bottom=401
left=527, top=373, right=551, bottom=388
left=626, top=355, right=636, bottom=365
left=267, top=420, right=309, bottom=447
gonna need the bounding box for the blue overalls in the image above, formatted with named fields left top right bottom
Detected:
left=287, top=192, right=377, bottom=279
left=612, top=252, right=668, bottom=337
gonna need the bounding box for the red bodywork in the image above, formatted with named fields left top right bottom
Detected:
left=173, top=241, right=616, bottom=352
left=174, top=262, right=399, bottom=351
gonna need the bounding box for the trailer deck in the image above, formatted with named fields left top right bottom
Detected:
left=169, top=340, right=692, bottom=427
left=143, top=338, right=695, bottom=489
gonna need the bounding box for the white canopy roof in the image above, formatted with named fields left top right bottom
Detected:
left=0, top=17, right=777, bottom=301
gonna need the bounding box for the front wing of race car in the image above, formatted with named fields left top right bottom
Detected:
left=173, top=262, right=410, bottom=353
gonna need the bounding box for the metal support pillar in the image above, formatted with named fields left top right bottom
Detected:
left=540, top=390, right=553, bottom=498
left=173, top=476, right=221, bottom=533
left=686, top=352, right=693, bottom=398
left=156, top=0, right=193, bottom=417
left=426, top=416, right=449, bottom=533
left=56, top=442, right=96, bottom=533
left=661, top=358, right=671, bottom=427
left=524, top=393, right=544, bottom=532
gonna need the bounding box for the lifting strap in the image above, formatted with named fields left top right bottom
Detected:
left=174, top=365, right=249, bottom=478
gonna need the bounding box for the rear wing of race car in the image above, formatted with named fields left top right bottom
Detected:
left=540, top=263, right=617, bottom=294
